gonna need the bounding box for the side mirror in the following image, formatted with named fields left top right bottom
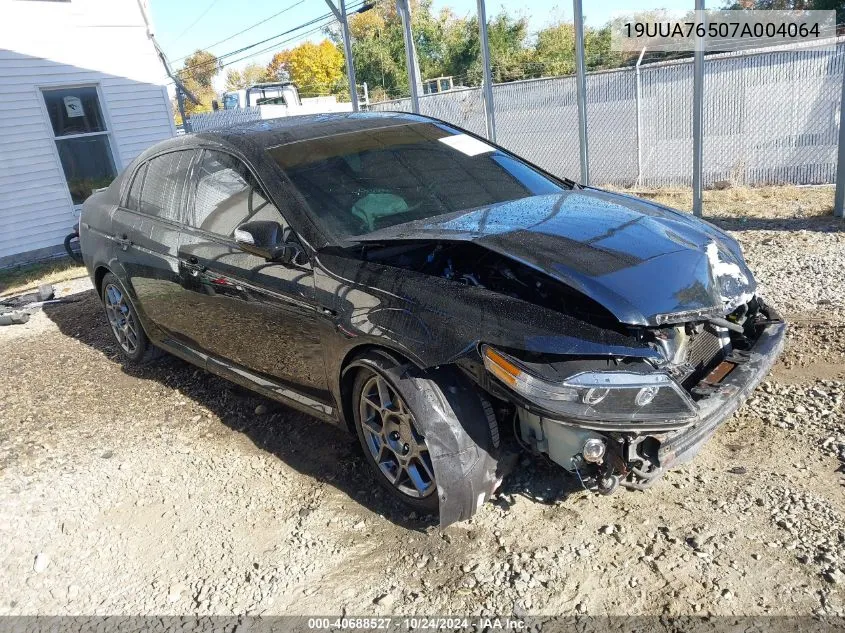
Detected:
left=212, top=100, right=220, bottom=111
left=234, top=220, right=304, bottom=264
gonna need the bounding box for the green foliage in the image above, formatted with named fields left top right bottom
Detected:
left=171, top=0, right=725, bottom=117
left=224, top=63, right=268, bottom=92
left=178, top=50, right=220, bottom=116
left=265, top=40, right=345, bottom=97
left=317, top=0, right=638, bottom=101
left=723, top=0, right=845, bottom=24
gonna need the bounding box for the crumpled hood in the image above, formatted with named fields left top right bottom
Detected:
left=356, top=188, right=756, bottom=326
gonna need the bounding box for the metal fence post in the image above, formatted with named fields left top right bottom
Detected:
left=692, top=0, right=705, bottom=216
left=834, top=53, right=845, bottom=218
left=396, top=0, right=421, bottom=113
left=477, top=0, right=496, bottom=142
left=325, top=0, right=359, bottom=111
left=339, top=0, right=359, bottom=111
left=635, top=46, right=646, bottom=187
left=573, top=0, right=589, bottom=185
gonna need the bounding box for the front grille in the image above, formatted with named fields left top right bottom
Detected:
left=683, top=327, right=727, bottom=387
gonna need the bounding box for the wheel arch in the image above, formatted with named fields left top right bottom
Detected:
left=93, top=265, right=111, bottom=298
left=338, top=343, right=424, bottom=435
left=338, top=343, right=501, bottom=527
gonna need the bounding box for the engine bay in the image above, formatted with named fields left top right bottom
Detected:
left=359, top=240, right=621, bottom=326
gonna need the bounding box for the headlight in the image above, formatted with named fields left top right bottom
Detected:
left=482, top=345, right=697, bottom=429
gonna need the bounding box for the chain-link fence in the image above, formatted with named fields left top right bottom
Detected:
left=189, top=107, right=264, bottom=132
left=371, top=41, right=844, bottom=189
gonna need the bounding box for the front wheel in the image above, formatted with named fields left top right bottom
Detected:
left=353, top=367, right=439, bottom=513
left=349, top=352, right=502, bottom=524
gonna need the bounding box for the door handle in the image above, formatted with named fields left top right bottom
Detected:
left=115, top=234, right=132, bottom=251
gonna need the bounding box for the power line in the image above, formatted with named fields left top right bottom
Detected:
left=217, top=15, right=352, bottom=72
left=172, top=0, right=306, bottom=63
left=178, top=3, right=363, bottom=78
left=170, top=0, right=224, bottom=45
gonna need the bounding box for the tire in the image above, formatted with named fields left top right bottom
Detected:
left=353, top=363, right=440, bottom=514
left=100, top=273, right=160, bottom=365
left=349, top=352, right=501, bottom=522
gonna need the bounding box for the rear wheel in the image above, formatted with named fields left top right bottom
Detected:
left=101, top=273, right=160, bottom=365
left=353, top=365, right=439, bottom=513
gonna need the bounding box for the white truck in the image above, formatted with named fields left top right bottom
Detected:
left=221, top=82, right=357, bottom=115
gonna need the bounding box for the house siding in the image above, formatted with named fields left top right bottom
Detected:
left=0, top=0, right=175, bottom=264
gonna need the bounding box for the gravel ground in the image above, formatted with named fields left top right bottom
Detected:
left=0, top=215, right=843, bottom=617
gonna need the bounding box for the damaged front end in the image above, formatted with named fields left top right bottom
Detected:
left=479, top=296, right=786, bottom=493
left=347, top=190, right=788, bottom=500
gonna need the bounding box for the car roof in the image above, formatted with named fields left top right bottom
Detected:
left=159, top=111, right=436, bottom=154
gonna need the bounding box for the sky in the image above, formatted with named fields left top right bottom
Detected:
left=148, top=0, right=696, bottom=90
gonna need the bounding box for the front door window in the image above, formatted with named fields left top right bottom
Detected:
left=42, top=86, right=117, bottom=204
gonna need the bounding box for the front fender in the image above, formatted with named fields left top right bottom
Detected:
left=343, top=351, right=500, bottom=527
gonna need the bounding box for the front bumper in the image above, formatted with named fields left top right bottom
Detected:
left=512, top=317, right=787, bottom=491
left=625, top=318, right=787, bottom=489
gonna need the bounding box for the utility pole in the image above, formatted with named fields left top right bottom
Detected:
left=134, top=0, right=198, bottom=132
left=174, top=86, right=189, bottom=131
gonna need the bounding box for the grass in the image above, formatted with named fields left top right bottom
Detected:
left=616, top=185, right=836, bottom=219
left=0, top=258, right=87, bottom=298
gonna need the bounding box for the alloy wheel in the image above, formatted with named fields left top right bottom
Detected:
left=104, top=283, right=139, bottom=355
left=358, top=374, right=436, bottom=498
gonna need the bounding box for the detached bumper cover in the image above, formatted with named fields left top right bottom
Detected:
left=658, top=319, right=788, bottom=471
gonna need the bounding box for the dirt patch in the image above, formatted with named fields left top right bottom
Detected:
left=621, top=185, right=836, bottom=219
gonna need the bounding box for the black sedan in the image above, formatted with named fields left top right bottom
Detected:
left=80, top=112, right=786, bottom=525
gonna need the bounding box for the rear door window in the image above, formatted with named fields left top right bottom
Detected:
left=189, top=150, right=285, bottom=237
left=139, top=151, right=193, bottom=222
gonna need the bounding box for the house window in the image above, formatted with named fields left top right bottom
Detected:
left=42, top=86, right=116, bottom=204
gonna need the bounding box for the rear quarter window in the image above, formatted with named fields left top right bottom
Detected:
left=126, top=163, right=147, bottom=211
left=139, top=151, right=193, bottom=222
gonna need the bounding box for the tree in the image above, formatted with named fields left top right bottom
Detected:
left=467, top=12, right=537, bottom=83
left=264, top=40, right=344, bottom=96
left=534, top=23, right=576, bottom=77
left=340, top=1, right=408, bottom=97
left=178, top=50, right=220, bottom=116
left=534, top=23, right=627, bottom=76
left=813, top=0, right=845, bottom=25
left=224, top=63, right=268, bottom=92
left=724, top=0, right=845, bottom=24
left=319, top=0, right=638, bottom=101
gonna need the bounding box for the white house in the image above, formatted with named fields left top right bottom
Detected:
left=0, top=0, right=175, bottom=266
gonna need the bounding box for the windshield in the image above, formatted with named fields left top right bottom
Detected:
left=222, top=93, right=240, bottom=110
left=268, top=122, right=566, bottom=241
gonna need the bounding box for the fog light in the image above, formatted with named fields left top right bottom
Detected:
left=582, top=438, right=606, bottom=464
left=635, top=386, right=659, bottom=407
